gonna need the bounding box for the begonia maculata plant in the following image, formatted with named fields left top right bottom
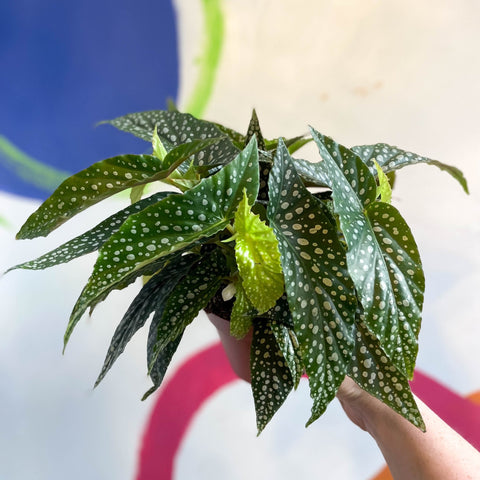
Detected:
left=8, top=108, right=468, bottom=433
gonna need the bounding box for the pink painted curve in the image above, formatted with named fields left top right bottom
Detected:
left=136, top=341, right=480, bottom=480
left=135, top=342, right=237, bottom=480
left=410, top=371, right=480, bottom=450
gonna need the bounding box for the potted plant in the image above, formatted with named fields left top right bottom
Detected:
left=7, top=108, right=468, bottom=434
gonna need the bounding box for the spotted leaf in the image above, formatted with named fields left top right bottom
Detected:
left=270, top=320, right=303, bottom=390
left=8, top=192, right=175, bottom=272
left=103, top=110, right=239, bottom=169
left=310, top=130, right=377, bottom=207
left=292, top=158, right=330, bottom=188
left=16, top=139, right=219, bottom=239
left=352, top=143, right=469, bottom=194
left=245, top=109, right=265, bottom=150
left=349, top=319, right=425, bottom=430
left=94, top=255, right=194, bottom=387
left=234, top=190, right=284, bottom=314
left=142, top=333, right=184, bottom=401
left=250, top=320, right=294, bottom=434
left=148, top=249, right=228, bottom=369
left=311, top=128, right=424, bottom=378
left=230, top=279, right=255, bottom=339
left=63, top=139, right=259, bottom=348
left=267, top=140, right=357, bottom=425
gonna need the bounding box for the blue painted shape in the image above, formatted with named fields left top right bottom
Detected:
left=0, top=0, right=178, bottom=199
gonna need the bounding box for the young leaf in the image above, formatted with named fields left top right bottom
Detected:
left=250, top=320, right=294, bottom=434
left=152, top=125, right=168, bottom=160
left=352, top=143, right=469, bottom=194
left=311, top=128, right=424, bottom=379
left=373, top=160, right=392, bottom=204
left=349, top=319, right=425, bottom=430
left=234, top=190, right=284, bottom=314
left=267, top=141, right=357, bottom=425
left=147, top=249, right=228, bottom=370
left=17, top=139, right=219, bottom=239
left=94, top=255, right=194, bottom=387
left=8, top=192, right=175, bottom=272
left=230, top=279, right=255, bottom=339
left=130, top=185, right=146, bottom=204
left=63, top=139, right=259, bottom=348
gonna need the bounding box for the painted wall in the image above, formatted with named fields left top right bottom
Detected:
left=1, top=1, right=479, bottom=479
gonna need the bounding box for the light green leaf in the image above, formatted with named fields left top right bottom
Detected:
left=230, top=279, right=255, bottom=339
left=311, top=128, right=424, bottom=379
left=373, top=160, right=392, bottom=204
left=8, top=192, right=175, bottom=272
left=250, top=320, right=293, bottom=434
left=267, top=140, right=357, bottom=425
left=148, top=249, right=228, bottom=370
left=130, top=185, right=146, bottom=204
left=165, top=160, right=201, bottom=192
left=349, top=318, right=425, bottom=430
left=64, top=139, right=259, bottom=347
left=16, top=139, right=219, bottom=239
left=234, top=190, right=284, bottom=314
left=352, top=143, right=469, bottom=194
left=94, top=255, right=194, bottom=387
left=152, top=125, right=167, bottom=160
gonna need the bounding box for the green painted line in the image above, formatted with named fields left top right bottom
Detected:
left=184, top=0, right=225, bottom=118
left=0, top=215, right=10, bottom=229
left=0, top=135, right=70, bottom=192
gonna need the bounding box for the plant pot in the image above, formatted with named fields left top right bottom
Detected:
left=206, top=312, right=252, bottom=383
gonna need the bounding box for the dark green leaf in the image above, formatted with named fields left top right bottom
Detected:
left=352, top=143, right=469, bottom=194
left=267, top=141, right=357, bottom=425
left=365, top=202, right=424, bottom=377
left=148, top=249, right=228, bottom=369
left=102, top=110, right=240, bottom=169
left=311, top=130, right=377, bottom=207
left=94, top=255, right=194, bottom=387
left=63, top=139, right=259, bottom=348
left=213, top=123, right=245, bottom=149
left=8, top=192, right=175, bottom=272
left=287, top=137, right=313, bottom=155
left=349, top=319, right=425, bottom=430
left=292, top=158, right=330, bottom=187
left=245, top=109, right=265, bottom=150
left=250, top=320, right=293, bottom=434
left=270, top=320, right=303, bottom=389
left=142, top=333, right=183, bottom=401
left=311, top=128, right=424, bottom=379
left=16, top=139, right=218, bottom=239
